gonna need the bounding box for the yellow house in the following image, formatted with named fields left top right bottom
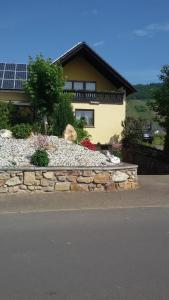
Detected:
left=0, top=42, right=135, bottom=144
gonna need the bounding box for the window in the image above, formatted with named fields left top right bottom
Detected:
left=85, top=82, right=96, bottom=91
left=75, top=109, right=94, bottom=127
left=74, top=81, right=84, bottom=90
left=64, top=81, right=73, bottom=90
left=64, top=81, right=96, bottom=91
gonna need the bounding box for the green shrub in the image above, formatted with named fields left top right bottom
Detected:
left=12, top=123, right=32, bottom=139
left=31, top=149, right=49, bottom=167
left=0, top=102, right=11, bottom=129
left=73, top=119, right=91, bottom=143
left=121, top=117, right=145, bottom=146
left=10, top=105, right=33, bottom=125
left=52, top=93, right=75, bottom=136
left=32, top=120, right=45, bottom=135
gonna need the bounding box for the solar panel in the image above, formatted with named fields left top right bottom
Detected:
left=0, top=63, right=28, bottom=90
left=5, top=63, right=15, bottom=71
left=16, top=71, right=27, bottom=80
left=16, top=64, right=27, bottom=71
left=0, top=71, right=4, bottom=79
left=2, top=80, right=14, bottom=89
left=0, top=63, right=5, bottom=70
left=4, top=71, right=15, bottom=79
left=15, top=80, right=24, bottom=89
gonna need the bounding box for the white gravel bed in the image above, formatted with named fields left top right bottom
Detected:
left=0, top=136, right=113, bottom=167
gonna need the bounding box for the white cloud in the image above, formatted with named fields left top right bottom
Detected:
left=133, top=22, right=169, bottom=38
left=133, top=29, right=149, bottom=37
left=93, top=40, right=104, bottom=47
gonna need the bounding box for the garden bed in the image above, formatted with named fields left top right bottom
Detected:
left=0, top=135, right=115, bottom=167
left=0, top=135, right=138, bottom=193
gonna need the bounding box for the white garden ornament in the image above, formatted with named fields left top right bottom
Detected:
left=105, top=151, right=120, bottom=165
left=0, top=129, right=12, bottom=139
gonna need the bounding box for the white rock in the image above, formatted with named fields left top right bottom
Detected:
left=113, top=171, right=128, bottom=182
left=0, top=129, right=12, bottom=138
left=105, top=151, right=120, bottom=165
left=64, top=124, right=77, bottom=142
left=6, top=177, right=21, bottom=186
left=109, top=156, right=120, bottom=164
left=0, top=135, right=117, bottom=167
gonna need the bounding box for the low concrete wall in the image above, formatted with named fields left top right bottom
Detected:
left=0, top=164, right=138, bottom=194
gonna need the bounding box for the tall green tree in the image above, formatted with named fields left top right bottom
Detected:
left=24, top=54, right=90, bottom=140
left=153, top=65, right=169, bottom=152
left=25, top=55, right=64, bottom=121
left=52, top=93, right=75, bottom=136
left=24, top=55, right=75, bottom=135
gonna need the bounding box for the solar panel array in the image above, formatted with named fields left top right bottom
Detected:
left=0, top=63, right=28, bottom=90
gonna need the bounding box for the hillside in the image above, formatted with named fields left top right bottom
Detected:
left=126, top=83, right=161, bottom=124
left=128, top=83, right=161, bottom=100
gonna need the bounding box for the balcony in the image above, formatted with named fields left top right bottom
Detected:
left=64, top=90, right=124, bottom=104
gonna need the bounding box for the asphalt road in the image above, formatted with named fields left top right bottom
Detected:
left=1, top=207, right=169, bottom=300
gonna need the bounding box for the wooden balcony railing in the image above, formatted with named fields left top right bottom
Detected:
left=64, top=90, right=124, bottom=104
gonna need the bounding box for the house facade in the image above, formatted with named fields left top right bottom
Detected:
left=0, top=42, right=135, bottom=144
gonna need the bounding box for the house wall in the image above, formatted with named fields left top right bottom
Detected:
left=72, top=98, right=126, bottom=144
left=62, top=56, right=117, bottom=91
left=63, top=56, right=126, bottom=143
left=0, top=91, right=28, bottom=103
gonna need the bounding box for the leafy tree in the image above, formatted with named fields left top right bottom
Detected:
left=0, top=102, right=11, bottom=129
left=52, top=93, right=75, bottom=136
left=152, top=65, right=169, bottom=152
left=24, top=54, right=90, bottom=140
left=121, top=117, right=145, bottom=146
left=24, top=55, right=64, bottom=123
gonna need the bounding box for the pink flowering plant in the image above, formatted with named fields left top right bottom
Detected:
left=31, top=134, right=50, bottom=167
left=33, top=134, right=49, bottom=150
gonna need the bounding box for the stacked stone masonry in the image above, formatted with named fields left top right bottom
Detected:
left=0, top=165, right=138, bottom=194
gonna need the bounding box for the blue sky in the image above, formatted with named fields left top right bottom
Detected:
left=0, top=0, right=169, bottom=84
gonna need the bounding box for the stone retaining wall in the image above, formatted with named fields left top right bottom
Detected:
left=0, top=164, right=138, bottom=194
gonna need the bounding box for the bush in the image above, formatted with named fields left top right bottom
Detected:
left=111, top=144, right=122, bottom=159
left=121, top=117, right=145, bottom=146
left=31, top=149, right=49, bottom=167
left=10, top=105, right=33, bottom=125
left=81, top=139, right=96, bottom=151
left=0, top=102, right=11, bottom=129
left=74, top=119, right=91, bottom=143
left=12, top=123, right=32, bottom=139
left=52, top=93, right=75, bottom=137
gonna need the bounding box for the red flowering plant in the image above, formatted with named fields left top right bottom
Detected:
left=81, top=139, right=96, bottom=151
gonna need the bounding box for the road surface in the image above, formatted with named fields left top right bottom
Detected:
left=0, top=207, right=169, bottom=299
